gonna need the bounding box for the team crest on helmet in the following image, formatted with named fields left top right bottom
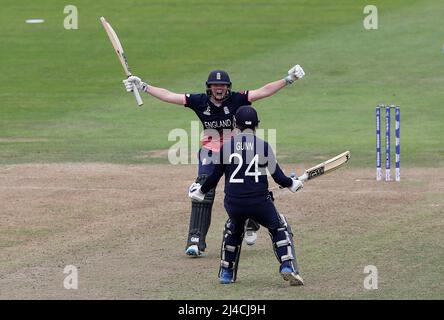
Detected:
left=216, top=72, right=221, bottom=80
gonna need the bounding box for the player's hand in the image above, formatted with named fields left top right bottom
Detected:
left=188, top=182, right=205, bottom=201
left=123, top=76, right=148, bottom=93
left=288, top=177, right=303, bottom=193
left=285, top=65, right=305, bottom=85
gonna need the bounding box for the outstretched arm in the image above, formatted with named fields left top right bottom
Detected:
left=145, top=85, right=185, bottom=105
left=248, top=64, right=305, bottom=102
left=267, top=143, right=303, bottom=193
left=248, top=79, right=286, bottom=102
left=123, top=76, right=185, bottom=105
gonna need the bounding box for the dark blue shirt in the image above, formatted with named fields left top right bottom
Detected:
left=185, top=92, right=250, bottom=152
left=201, top=133, right=292, bottom=199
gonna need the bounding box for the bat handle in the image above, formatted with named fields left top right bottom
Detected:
left=133, top=84, right=144, bottom=106
left=298, top=173, right=308, bottom=182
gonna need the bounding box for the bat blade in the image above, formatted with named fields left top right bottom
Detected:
left=100, top=16, right=143, bottom=106
left=299, top=151, right=351, bottom=182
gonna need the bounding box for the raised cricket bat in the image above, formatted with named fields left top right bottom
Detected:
left=298, top=151, right=351, bottom=182
left=100, top=16, right=143, bottom=106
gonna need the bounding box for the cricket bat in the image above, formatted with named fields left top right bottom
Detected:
left=298, top=151, right=351, bottom=182
left=100, top=16, right=143, bottom=106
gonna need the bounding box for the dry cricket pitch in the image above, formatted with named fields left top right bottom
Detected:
left=0, top=164, right=442, bottom=299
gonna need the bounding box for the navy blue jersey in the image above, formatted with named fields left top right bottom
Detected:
left=201, top=133, right=292, bottom=199
left=184, top=92, right=250, bottom=152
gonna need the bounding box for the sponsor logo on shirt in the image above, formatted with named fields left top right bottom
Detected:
left=203, top=105, right=211, bottom=115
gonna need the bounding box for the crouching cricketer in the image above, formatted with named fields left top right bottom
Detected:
left=188, top=106, right=304, bottom=286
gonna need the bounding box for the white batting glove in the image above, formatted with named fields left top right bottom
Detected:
left=285, top=65, right=305, bottom=85
left=288, top=177, right=303, bottom=193
left=123, top=75, right=148, bottom=93
left=188, top=182, right=205, bottom=201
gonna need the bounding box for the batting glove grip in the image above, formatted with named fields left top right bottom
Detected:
left=123, top=75, right=149, bottom=93
left=288, top=177, right=304, bottom=193
left=188, top=182, right=205, bottom=201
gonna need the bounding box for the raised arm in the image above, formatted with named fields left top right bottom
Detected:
left=123, top=76, right=185, bottom=105
left=145, top=85, right=185, bottom=105
left=248, top=64, right=305, bottom=102
left=248, top=79, right=286, bottom=102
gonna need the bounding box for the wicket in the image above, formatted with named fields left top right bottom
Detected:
left=376, top=105, right=400, bottom=181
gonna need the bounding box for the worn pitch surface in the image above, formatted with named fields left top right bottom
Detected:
left=1, top=164, right=442, bottom=299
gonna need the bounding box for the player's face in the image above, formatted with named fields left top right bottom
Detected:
left=210, top=84, right=229, bottom=101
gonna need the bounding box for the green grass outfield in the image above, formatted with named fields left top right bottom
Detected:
left=0, top=0, right=443, bottom=302
left=0, top=0, right=443, bottom=166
